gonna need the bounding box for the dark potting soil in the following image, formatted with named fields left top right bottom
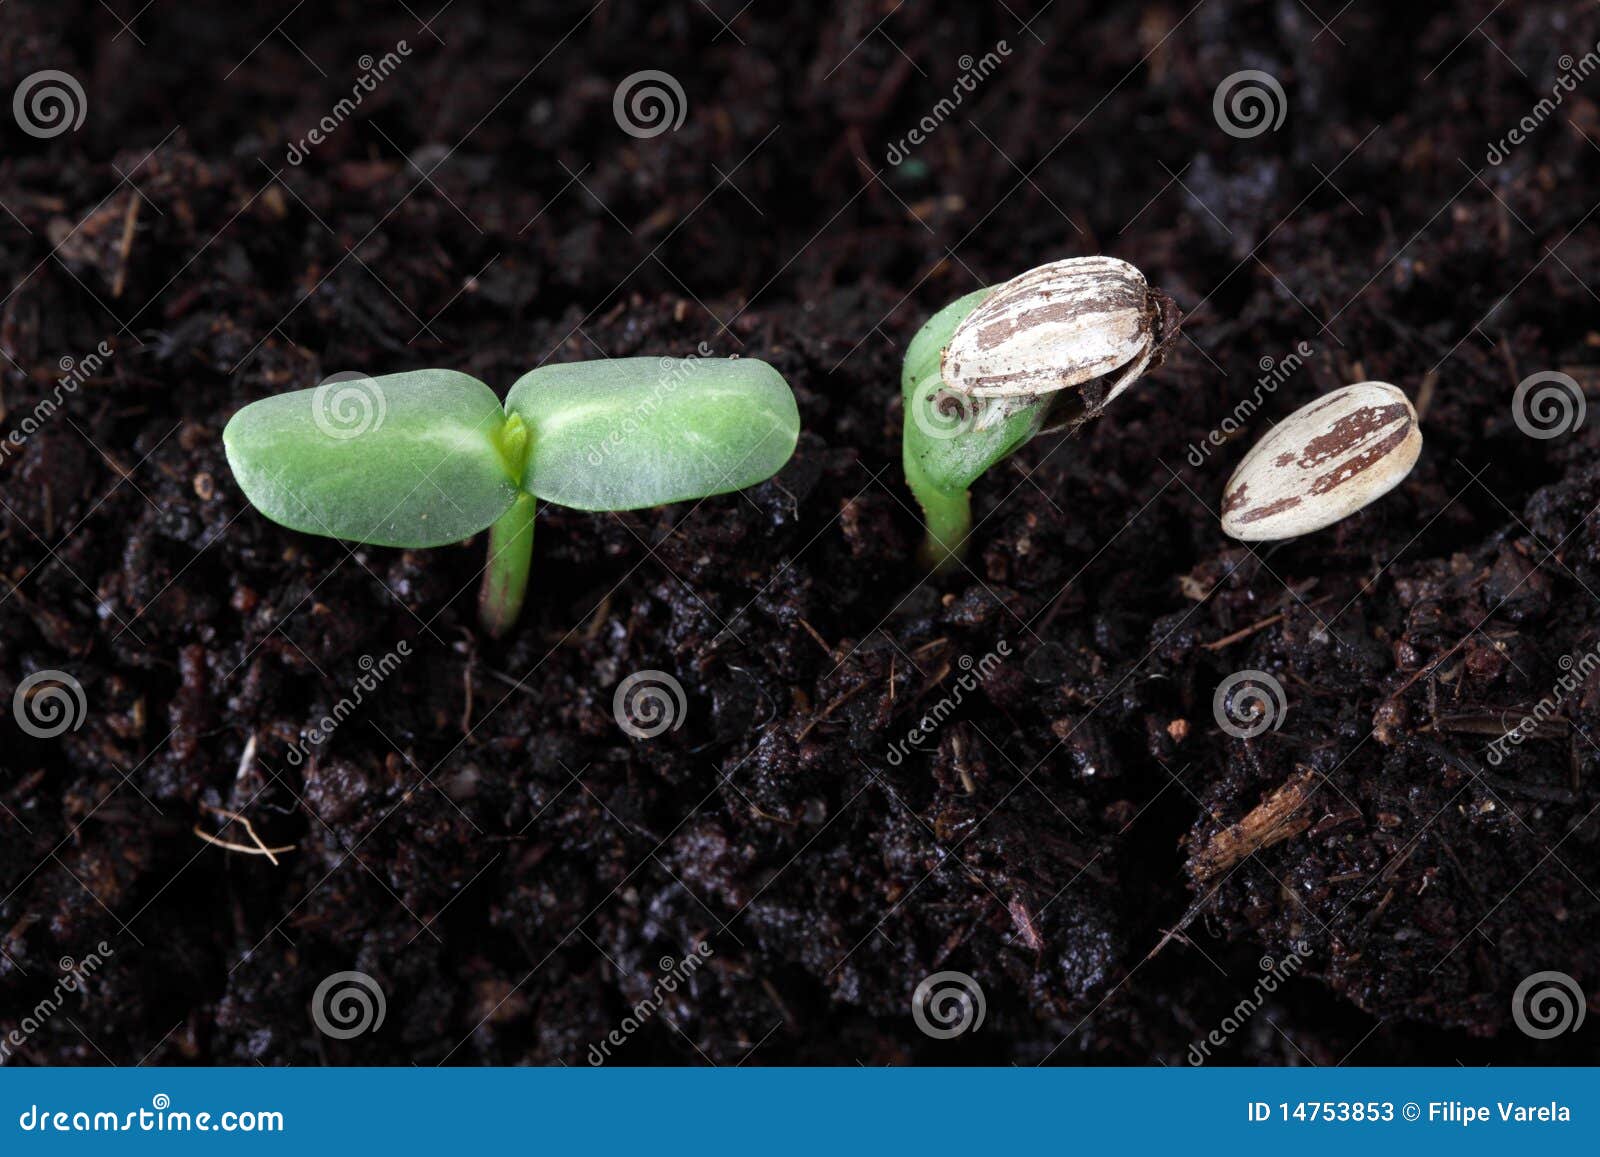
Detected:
left=2, top=0, right=1598, bottom=1065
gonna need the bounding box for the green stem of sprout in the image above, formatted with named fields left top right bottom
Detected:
left=479, top=491, right=536, bottom=638
left=479, top=413, right=532, bottom=637
left=904, top=443, right=972, bottom=573
left=901, top=287, right=1049, bottom=573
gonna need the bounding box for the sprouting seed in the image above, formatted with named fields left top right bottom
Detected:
left=223, top=358, right=799, bottom=636
left=901, top=256, right=1178, bottom=570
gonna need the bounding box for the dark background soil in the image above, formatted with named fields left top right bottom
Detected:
left=3, top=0, right=1599, bottom=1065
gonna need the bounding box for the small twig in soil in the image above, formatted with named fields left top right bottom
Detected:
left=1187, top=767, right=1318, bottom=883
left=1007, top=895, right=1043, bottom=952
left=112, top=194, right=140, bottom=299
left=194, top=803, right=295, bottom=866
left=234, top=733, right=257, bottom=784
left=1414, top=369, right=1438, bottom=423
left=482, top=667, right=538, bottom=696
left=797, top=618, right=835, bottom=658
left=1365, top=885, right=1398, bottom=929
left=1430, top=709, right=1568, bottom=740
left=948, top=727, right=976, bottom=794
left=1201, top=611, right=1285, bottom=651
left=797, top=680, right=871, bottom=740
left=1146, top=926, right=1200, bottom=959
left=582, top=593, right=612, bottom=641
left=759, top=978, right=796, bottom=1031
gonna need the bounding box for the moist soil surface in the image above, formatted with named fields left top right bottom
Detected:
left=2, top=0, right=1599, bottom=1065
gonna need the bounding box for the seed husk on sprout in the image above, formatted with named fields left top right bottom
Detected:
left=901, top=256, right=1180, bottom=570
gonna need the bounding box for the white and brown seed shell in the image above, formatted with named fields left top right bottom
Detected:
left=941, top=256, right=1159, bottom=402
left=1221, top=381, right=1422, bottom=541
